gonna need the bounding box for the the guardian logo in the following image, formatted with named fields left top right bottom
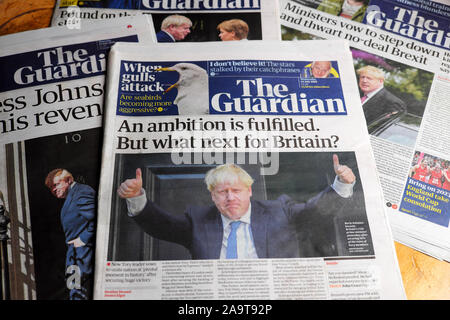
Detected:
left=210, top=78, right=346, bottom=114
left=13, top=46, right=106, bottom=85
left=141, top=0, right=260, bottom=9
left=366, top=6, right=450, bottom=49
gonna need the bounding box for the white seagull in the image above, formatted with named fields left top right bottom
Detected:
left=157, top=63, right=209, bottom=115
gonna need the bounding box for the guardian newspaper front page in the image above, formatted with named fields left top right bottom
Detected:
left=51, top=0, right=281, bottom=42
left=0, top=17, right=155, bottom=300
left=93, top=40, right=405, bottom=299
left=279, top=0, right=450, bottom=261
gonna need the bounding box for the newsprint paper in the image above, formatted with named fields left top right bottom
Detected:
left=93, top=40, right=405, bottom=299
left=279, top=0, right=450, bottom=261
left=51, top=0, right=281, bottom=42
left=0, top=17, right=154, bottom=300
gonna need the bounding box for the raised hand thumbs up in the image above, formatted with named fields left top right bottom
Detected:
left=333, top=154, right=356, bottom=184
left=117, top=168, right=143, bottom=198
left=135, top=168, right=142, bottom=184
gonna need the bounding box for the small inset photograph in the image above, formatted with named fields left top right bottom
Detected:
left=399, top=151, right=450, bottom=227
left=300, top=61, right=340, bottom=79
left=151, top=13, right=262, bottom=42
left=409, top=151, right=450, bottom=190
left=352, top=48, right=433, bottom=146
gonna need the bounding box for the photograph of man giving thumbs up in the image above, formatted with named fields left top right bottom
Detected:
left=116, top=153, right=358, bottom=260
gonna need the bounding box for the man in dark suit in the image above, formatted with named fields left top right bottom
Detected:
left=156, top=15, right=192, bottom=43
left=117, top=155, right=356, bottom=259
left=45, top=169, right=96, bottom=300
left=357, top=65, right=406, bottom=131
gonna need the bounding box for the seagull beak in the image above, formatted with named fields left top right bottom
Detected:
left=164, top=82, right=179, bottom=93
left=156, top=67, right=178, bottom=93
left=156, top=67, right=175, bottom=72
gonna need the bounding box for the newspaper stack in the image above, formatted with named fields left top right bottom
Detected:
left=279, top=0, right=450, bottom=261
left=51, top=0, right=282, bottom=42
left=0, top=16, right=155, bottom=300
left=93, top=40, right=405, bottom=299
left=0, top=0, right=289, bottom=301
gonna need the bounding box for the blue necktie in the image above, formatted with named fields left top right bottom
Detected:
left=226, top=221, right=241, bottom=259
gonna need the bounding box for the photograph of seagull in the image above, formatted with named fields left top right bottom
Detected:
left=157, top=63, right=209, bottom=115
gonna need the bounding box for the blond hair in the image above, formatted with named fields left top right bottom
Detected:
left=357, top=65, right=385, bottom=81
left=205, top=164, right=254, bottom=192
left=45, top=169, right=73, bottom=189
left=161, top=14, right=192, bottom=30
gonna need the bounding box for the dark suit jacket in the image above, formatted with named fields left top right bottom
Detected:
left=61, top=183, right=96, bottom=272
left=156, top=30, right=175, bottom=43
left=132, top=186, right=351, bottom=259
left=362, top=87, right=406, bottom=127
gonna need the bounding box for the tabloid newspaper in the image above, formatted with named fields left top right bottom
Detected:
left=51, top=0, right=282, bottom=42
left=279, top=0, right=450, bottom=261
left=0, top=17, right=155, bottom=300
left=93, top=40, right=405, bottom=300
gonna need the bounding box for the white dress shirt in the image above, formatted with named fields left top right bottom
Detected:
left=219, top=203, right=258, bottom=259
